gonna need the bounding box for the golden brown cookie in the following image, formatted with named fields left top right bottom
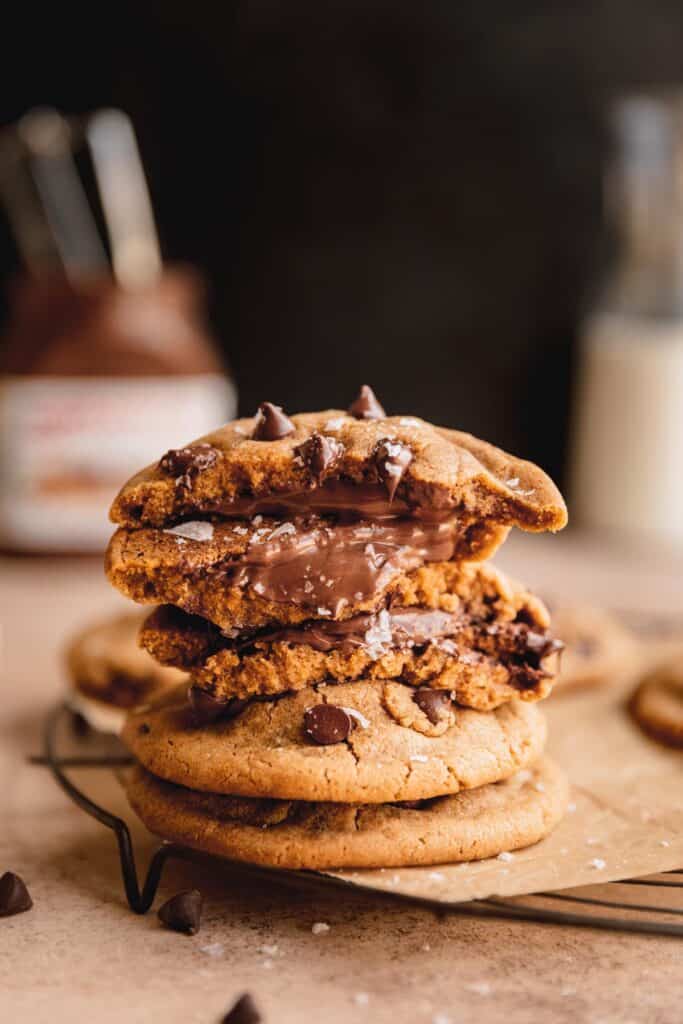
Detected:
left=550, top=605, right=636, bottom=692
left=109, top=405, right=567, bottom=534
left=122, top=756, right=568, bottom=869
left=139, top=561, right=560, bottom=710
left=121, top=681, right=547, bottom=803
left=629, top=661, right=683, bottom=748
left=65, top=611, right=186, bottom=710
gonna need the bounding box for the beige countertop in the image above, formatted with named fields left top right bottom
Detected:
left=1, top=530, right=682, bottom=1024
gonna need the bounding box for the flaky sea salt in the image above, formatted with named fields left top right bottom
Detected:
left=428, top=871, right=445, bottom=882
left=341, top=707, right=370, bottom=729
left=253, top=582, right=265, bottom=595
left=589, top=858, right=606, bottom=870
left=399, top=417, right=421, bottom=426
left=311, top=922, right=330, bottom=935
left=258, top=944, right=279, bottom=957
left=465, top=982, right=492, bottom=996
left=567, top=802, right=577, bottom=813
left=497, top=851, right=514, bottom=863
left=505, top=477, right=520, bottom=488
left=268, top=522, right=296, bottom=539
left=200, top=943, right=224, bottom=957
left=325, top=417, right=346, bottom=431
left=353, top=993, right=369, bottom=1006
left=660, top=840, right=671, bottom=847
left=409, top=754, right=428, bottom=763
left=164, top=521, right=214, bottom=542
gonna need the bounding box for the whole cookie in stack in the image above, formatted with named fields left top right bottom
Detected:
left=107, top=387, right=569, bottom=869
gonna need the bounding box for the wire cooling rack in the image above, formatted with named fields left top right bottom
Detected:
left=31, top=701, right=683, bottom=937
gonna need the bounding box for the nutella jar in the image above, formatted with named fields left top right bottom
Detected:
left=0, top=268, right=237, bottom=553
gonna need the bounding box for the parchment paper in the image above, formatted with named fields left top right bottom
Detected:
left=320, top=675, right=683, bottom=903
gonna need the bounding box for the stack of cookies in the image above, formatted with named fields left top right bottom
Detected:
left=107, top=388, right=569, bottom=869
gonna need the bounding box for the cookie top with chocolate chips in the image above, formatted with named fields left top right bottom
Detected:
left=121, top=679, right=546, bottom=803
left=109, top=390, right=567, bottom=534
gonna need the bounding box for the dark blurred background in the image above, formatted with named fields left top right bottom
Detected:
left=4, top=2, right=683, bottom=484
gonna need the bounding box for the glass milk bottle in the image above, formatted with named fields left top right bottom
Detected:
left=571, top=94, right=683, bottom=544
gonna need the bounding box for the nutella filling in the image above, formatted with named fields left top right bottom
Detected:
left=211, top=481, right=451, bottom=521
left=231, top=516, right=459, bottom=615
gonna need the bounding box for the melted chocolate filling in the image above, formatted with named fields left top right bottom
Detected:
left=227, top=515, right=460, bottom=615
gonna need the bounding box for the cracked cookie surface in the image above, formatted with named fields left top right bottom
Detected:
left=122, top=756, right=568, bottom=869
left=121, top=681, right=546, bottom=803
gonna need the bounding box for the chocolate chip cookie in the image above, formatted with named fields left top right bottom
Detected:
left=121, top=682, right=547, bottom=803
left=122, top=756, right=568, bottom=869
left=629, top=659, right=683, bottom=748
left=65, top=611, right=186, bottom=722
left=550, top=605, right=636, bottom=692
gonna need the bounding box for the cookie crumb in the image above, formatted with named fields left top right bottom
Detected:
left=312, top=922, right=330, bottom=935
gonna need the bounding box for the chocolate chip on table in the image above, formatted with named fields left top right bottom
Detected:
left=188, top=686, right=250, bottom=725
left=252, top=402, right=295, bottom=441
left=412, top=688, right=454, bottom=725
left=157, top=889, right=202, bottom=935
left=374, top=439, right=413, bottom=500
left=348, top=384, right=386, bottom=419
left=303, top=704, right=352, bottom=745
left=221, top=993, right=262, bottom=1024
left=159, top=444, right=219, bottom=479
left=295, top=433, right=344, bottom=484
left=0, top=871, right=33, bottom=917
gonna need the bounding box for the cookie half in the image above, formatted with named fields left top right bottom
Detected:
left=629, top=662, right=683, bottom=748
left=122, top=756, right=568, bottom=869
left=65, top=611, right=186, bottom=709
left=109, top=405, right=567, bottom=534
left=139, top=561, right=560, bottom=710
left=121, top=682, right=547, bottom=803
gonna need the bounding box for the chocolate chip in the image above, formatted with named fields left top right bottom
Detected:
left=303, top=704, right=352, bottom=745
left=159, top=444, right=219, bottom=485
left=374, top=439, right=413, bottom=501
left=412, top=688, right=453, bottom=724
left=348, top=385, right=386, bottom=419
left=252, top=402, right=295, bottom=440
left=221, top=994, right=262, bottom=1024
left=0, top=872, right=33, bottom=917
left=70, top=710, right=90, bottom=738
left=295, top=433, right=344, bottom=484
left=188, top=686, right=250, bottom=726
left=138, top=722, right=150, bottom=735
left=157, top=889, right=202, bottom=935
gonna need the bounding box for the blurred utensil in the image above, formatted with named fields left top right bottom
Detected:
left=17, top=107, right=108, bottom=278
left=87, top=109, right=162, bottom=289
left=0, top=130, right=62, bottom=274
